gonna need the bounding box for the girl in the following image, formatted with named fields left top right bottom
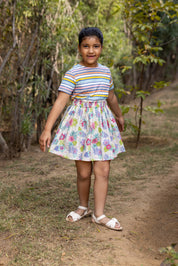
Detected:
left=39, top=27, right=125, bottom=231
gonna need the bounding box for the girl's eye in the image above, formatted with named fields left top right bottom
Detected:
left=82, top=45, right=100, bottom=48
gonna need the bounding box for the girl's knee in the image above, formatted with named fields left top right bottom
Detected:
left=96, top=169, right=109, bottom=180
left=94, top=161, right=110, bottom=180
left=77, top=171, right=91, bottom=181
left=75, top=161, right=92, bottom=180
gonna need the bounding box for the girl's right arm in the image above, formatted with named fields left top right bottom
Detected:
left=39, top=92, right=70, bottom=152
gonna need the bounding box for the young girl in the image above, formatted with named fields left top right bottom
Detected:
left=39, top=27, right=125, bottom=231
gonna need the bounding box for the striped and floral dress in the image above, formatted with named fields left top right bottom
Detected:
left=49, top=63, right=125, bottom=161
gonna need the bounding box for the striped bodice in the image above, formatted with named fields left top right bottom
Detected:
left=58, top=63, right=114, bottom=100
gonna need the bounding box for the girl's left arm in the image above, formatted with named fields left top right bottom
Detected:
left=39, top=92, right=70, bottom=152
left=107, top=89, right=124, bottom=132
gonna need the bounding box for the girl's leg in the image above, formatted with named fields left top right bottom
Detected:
left=93, top=160, right=120, bottom=229
left=93, top=161, right=110, bottom=217
left=76, top=160, right=92, bottom=207
left=67, top=161, right=92, bottom=221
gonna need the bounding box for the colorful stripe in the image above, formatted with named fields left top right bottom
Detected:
left=58, top=63, right=114, bottom=100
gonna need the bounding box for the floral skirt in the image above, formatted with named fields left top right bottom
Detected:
left=49, top=99, right=125, bottom=161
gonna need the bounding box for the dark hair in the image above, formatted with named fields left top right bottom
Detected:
left=78, top=27, right=103, bottom=46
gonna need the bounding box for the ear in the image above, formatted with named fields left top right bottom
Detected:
left=78, top=44, right=81, bottom=53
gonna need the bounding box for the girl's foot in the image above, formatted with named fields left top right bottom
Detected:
left=66, top=206, right=92, bottom=222
left=92, top=214, right=123, bottom=231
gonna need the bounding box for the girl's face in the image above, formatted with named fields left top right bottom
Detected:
left=78, top=36, right=102, bottom=67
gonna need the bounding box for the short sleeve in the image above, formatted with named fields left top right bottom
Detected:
left=58, top=70, right=76, bottom=95
left=109, top=74, right=114, bottom=90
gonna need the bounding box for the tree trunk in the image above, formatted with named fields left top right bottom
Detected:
left=0, top=0, right=17, bottom=77
left=10, top=91, right=22, bottom=158
left=0, top=132, right=9, bottom=156
left=37, top=113, right=43, bottom=143
left=136, top=63, right=145, bottom=148
left=136, top=97, right=143, bottom=148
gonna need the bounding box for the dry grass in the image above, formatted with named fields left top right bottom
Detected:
left=0, top=85, right=178, bottom=265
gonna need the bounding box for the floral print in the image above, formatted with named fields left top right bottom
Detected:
left=49, top=99, right=125, bottom=161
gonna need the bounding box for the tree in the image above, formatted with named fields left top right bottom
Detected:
left=0, top=0, right=177, bottom=156
left=0, top=0, right=82, bottom=157
left=117, top=0, right=178, bottom=146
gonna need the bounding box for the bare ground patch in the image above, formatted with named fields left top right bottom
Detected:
left=0, top=84, right=178, bottom=265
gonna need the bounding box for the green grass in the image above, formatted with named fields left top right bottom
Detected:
left=164, top=106, right=178, bottom=117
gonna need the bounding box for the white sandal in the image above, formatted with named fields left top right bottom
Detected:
left=66, top=206, right=92, bottom=222
left=92, top=214, right=123, bottom=231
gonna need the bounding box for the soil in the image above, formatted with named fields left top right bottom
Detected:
left=63, top=160, right=178, bottom=266
left=0, top=85, right=178, bottom=266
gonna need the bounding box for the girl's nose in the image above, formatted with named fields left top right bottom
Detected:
left=89, top=46, right=94, bottom=53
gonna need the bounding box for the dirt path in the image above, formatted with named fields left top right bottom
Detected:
left=117, top=163, right=178, bottom=266
left=58, top=161, right=177, bottom=266
left=0, top=85, right=178, bottom=265
left=0, top=160, right=177, bottom=266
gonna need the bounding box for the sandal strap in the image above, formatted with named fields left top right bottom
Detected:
left=96, top=214, right=106, bottom=221
left=106, top=218, right=121, bottom=229
left=78, top=205, right=88, bottom=210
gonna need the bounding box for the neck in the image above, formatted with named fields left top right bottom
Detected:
left=79, top=61, right=98, bottom=67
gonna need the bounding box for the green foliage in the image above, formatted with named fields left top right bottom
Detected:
left=1, top=0, right=131, bottom=153
left=21, top=113, right=33, bottom=136
left=133, top=55, right=165, bottom=66
left=119, top=0, right=177, bottom=79
left=120, top=99, right=164, bottom=137
left=115, top=0, right=178, bottom=146
left=159, top=245, right=178, bottom=266
left=116, top=88, right=131, bottom=99
left=153, top=81, right=170, bottom=90
left=136, top=91, right=150, bottom=100
left=144, top=105, right=164, bottom=114
left=0, top=0, right=177, bottom=153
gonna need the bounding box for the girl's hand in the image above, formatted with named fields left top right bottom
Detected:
left=107, top=90, right=124, bottom=132
left=38, top=92, right=70, bottom=152
left=115, top=116, right=124, bottom=132
left=39, top=130, right=51, bottom=152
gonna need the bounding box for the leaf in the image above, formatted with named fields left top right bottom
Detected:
left=136, top=91, right=150, bottom=99
left=153, top=81, right=170, bottom=89
left=116, top=88, right=131, bottom=99
left=144, top=106, right=164, bottom=114
left=120, top=105, right=130, bottom=115
left=157, top=100, right=162, bottom=108
left=23, top=10, right=32, bottom=17
left=121, top=65, right=132, bottom=73
left=157, top=58, right=166, bottom=66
